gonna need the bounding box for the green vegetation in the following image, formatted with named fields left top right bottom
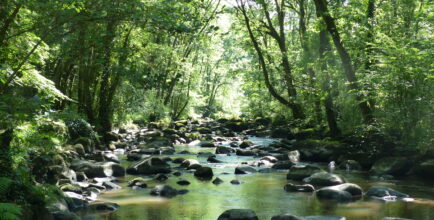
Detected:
left=0, top=0, right=432, bottom=219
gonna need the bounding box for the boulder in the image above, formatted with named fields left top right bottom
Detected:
left=212, top=177, right=224, bottom=185
left=304, top=217, right=346, bottom=220
left=261, top=156, right=278, bottom=163
left=217, top=209, right=258, bottom=220
left=271, top=214, right=304, bottom=220
left=180, top=159, right=199, bottom=168
left=239, top=140, right=254, bottom=148
left=216, top=146, right=235, bottom=154
left=52, top=211, right=81, bottom=220
left=286, top=165, right=323, bottom=180
left=200, top=140, right=216, bottom=148
left=173, top=157, right=186, bottom=164
left=150, top=185, right=178, bottom=198
left=128, top=177, right=148, bottom=188
left=303, top=172, right=345, bottom=186
left=70, top=160, right=125, bottom=178
left=88, top=202, right=120, bottom=212
left=176, top=179, right=190, bottom=185
left=154, top=173, right=168, bottom=181
left=272, top=161, right=295, bottom=170
left=73, top=144, right=85, bottom=156
left=284, top=183, right=315, bottom=192
left=370, top=157, right=413, bottom=176
left=194, top=166, right=213, bottom=179
left=231, top=179, right=242, bottom=184
left=365, top=186, right=409, bottom=200
left=208, top=156, right=223, bottom=163
left=235, top=166, right=257, bottom=174
left=126, top=157, right=171, bottom=175
left=315, top=188, right=352, bottom=202
left=236, top=149, right=256, bottom=156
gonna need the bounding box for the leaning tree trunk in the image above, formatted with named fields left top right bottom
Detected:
left=314, top=0, right=374, bottom=124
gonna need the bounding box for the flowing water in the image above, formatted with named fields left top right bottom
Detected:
left=81, top=137, right=434, bottom=220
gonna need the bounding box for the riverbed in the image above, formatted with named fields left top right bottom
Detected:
left=81, top=137, right=434, bottom=220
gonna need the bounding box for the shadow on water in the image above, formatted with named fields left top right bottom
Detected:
left=82, top=137, right=434, bottom=220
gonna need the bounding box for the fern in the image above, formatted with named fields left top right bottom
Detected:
left=0, top=177, right=13, bottom=197
left=0, top=203, right=21, bottom=220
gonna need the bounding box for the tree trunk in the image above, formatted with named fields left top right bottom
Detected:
left=314, top=0, right=374, bottom=124
left=318, top=24, right=341, bottom=136
left=236, top=0, right=304, bottom=119
left=98, top=20, right=116, bottom=135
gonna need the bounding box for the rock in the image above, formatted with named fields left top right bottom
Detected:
left=315, top=188, right=352, bottom=202
left=212, top=177, right=224, bottom=185
left=315, top=183, right=362, bottom=202
left=284, top=183, right=315, bottom=192
left=197, top=152, right=215, bottom=158
left=329, top=183, right=363, bottom=197
left=230, top=179, right=242, bottom=184
left=103, top=152, right=120, bottom=163
left=173, top=157, right=186, bottom=164
left=230, top=142, right=239, bottom=148
left=261, top=156, right=278, bottom=163
left=126, top=157, right=171, bottom=175
left=154, top=173, right=168, bottom=181
left=128, top=177, right=147, bottom=188
left=272, top=161, right=295, bottom=170
left=103, top=181, right=121, bottom=190
left=200, top=140, right=216, bottom=148
left=177, top=179, right=190, bottom=185
left=173, top=171, right=182, bottom=176
left=73, top=144, right=85, bottom=156
left=70, top=160, right=125, bottom=178
left=63, top=192, right=88, bottom=211
left=52, top=210, right=81, bottom=220
left=76, top=172, right=87, bottom=182
left=304, top=216, right=346, bottom=220
left=127, top=152, right=150, bottom=161
left=271, top=214, right=304, bottom=220
left=216, top=146, right=235, bottom=154
left=217, top=209, right=258, bottom=220
left=106, top=162, right=125, bottom=177
left=105, top=132, right=121, bottom=142
left=194, top=166, right=213, bottom=179
left=370, top=157, right=413, bottom=176
left=235, top=166, right=257, bottom=174
left=198, top=127, right=212, bottom=134
left=180, top=159, right=199, bottom=168
left=160, top=147, right=175, bottom=155
left=303, top=172, right=345, bottom=186
left=337, top=160, right=362, bottom=171
left=207, top=156, right=222, bottom=163
left=188, top=163, right=203, bottom=170
left=150, top=185, right=178, bottom=197
left=239, top=140, right=254, bottom=148
left=88, top=202, right=120, bottom=212
left=236, top=149, right=256, bottom=156
left=287, top=165, right=323, bottom=180
left=60, top=184, right=82, bottom=194
left=288, top=150, right=300, bottom=163
left=365, top=186, right=409, bottom=200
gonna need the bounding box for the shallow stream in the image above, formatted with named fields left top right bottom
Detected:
left=82, top=137, right=434, bottom=220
